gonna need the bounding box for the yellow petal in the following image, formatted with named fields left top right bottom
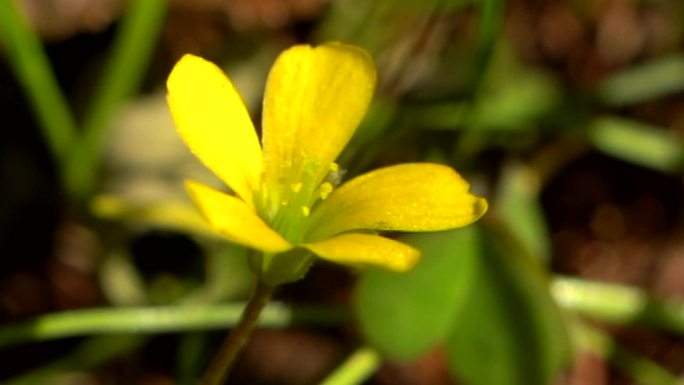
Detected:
left=304, top=233, right=419, bottom=272
left=185, top=181, right=292, bottom=254
left=167, top=54, right=263, bottom=206
left=307, top=163, right=488, bottom=240
left=261, top=42, right=376, bottom=184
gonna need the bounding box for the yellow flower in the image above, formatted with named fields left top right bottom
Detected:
left=166, top=42, right=488, bottom=285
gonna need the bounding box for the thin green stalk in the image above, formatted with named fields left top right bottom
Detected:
left=201, top=281, right=275, bottom=385
left=0, top=302, right=348, bottom=350
left=0, top=0, right=77, bottom=164
left=474, top=0, right=503, bottom=84
left=64, top=0, right=166, bottom=200
left=320, top=347, right=381, bottom=385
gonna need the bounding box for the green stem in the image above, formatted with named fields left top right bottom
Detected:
left=201, top=281, right=275, bottom=385
left=0, top=0, right=77, bottom=165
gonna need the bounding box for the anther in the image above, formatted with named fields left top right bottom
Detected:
left=319, top=182, right=333, bottom=200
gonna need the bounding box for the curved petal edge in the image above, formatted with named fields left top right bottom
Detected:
left=304, top=233, right=420, bottom=272
left=308, top=163, right=488, bottom=240
left=167, top=54, right=263, bottom=206
left=185, top=181, right=292, bottom=254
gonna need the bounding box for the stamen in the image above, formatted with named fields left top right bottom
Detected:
left=327, top=163, right=345, bottom=186
left=319, top=182, right=333, bottom=200
left=301, top=206, right=310, bottom=217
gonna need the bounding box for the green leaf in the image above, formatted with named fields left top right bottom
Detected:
left=354, top=227, right=480, bottom=360
left=589, top=116, right=684, bottom=172
left=445, top=227, right=570, bottom=385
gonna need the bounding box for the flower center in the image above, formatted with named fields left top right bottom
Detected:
left=256, top=161, right=342, bottom=244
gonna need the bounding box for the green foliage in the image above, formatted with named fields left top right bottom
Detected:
left=355, top=225, right=570, bottom=384
left=445, top=227, right=570, bottom=385
left=0, top=0, right=166, bottom=201
left=355, top=228, right=479, bottom=360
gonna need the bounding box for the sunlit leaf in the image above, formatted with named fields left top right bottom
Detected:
left=589, top=116, right=684, bottom=172
left=354, top=227, right=479, bottom=360
left=599, top=54, right=684, bottom=106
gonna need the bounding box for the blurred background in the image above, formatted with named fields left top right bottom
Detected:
left=2, top=0, right=684, bottom=384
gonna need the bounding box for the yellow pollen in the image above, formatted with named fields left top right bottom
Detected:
left=329, top=163, right=339, bottom=173
left=301, top=206, right=310, bottom=217
left=291, top=182, right=303, bottom=193
left=319, top=182, right=333, bottom=200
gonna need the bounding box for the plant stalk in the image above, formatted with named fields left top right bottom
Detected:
left=201, top=280, right=275, bottom=385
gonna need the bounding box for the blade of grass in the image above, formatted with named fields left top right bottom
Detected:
left=319, top=347, right=381, bottom=385
left=0, top=0, right=77, bottom=164
left=598, top=54, right=684, bottom=107
left=453, top=0, right=503, bottom=163
left=588, top=116, right=683, bottom=173
left=473, top=0, right=503, bottom=89
left=0, top=304, right=348, bottom=350
left=64, top=0, right=167, bottom=200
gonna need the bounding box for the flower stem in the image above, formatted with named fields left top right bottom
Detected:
left=201, top=280, right=275, bottom=385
